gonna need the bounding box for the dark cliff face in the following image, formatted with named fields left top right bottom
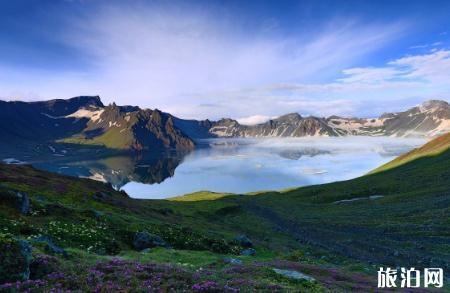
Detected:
left=131, top=109, right=195, bottom=151
left=172, top=117, right=214, bottom=139
left=0, top=96, right=102, bottom=142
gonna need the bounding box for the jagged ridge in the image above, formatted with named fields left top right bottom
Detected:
left=209, top=100, right=450, bottom=138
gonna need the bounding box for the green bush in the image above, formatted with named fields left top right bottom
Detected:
left=143, top=225, right=241, bottom=254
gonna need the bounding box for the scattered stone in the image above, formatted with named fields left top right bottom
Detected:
left=273, top=268, right=315, bottom=282
left=240, top=248, right=256, bottom=256
left=223, top=257, right=243, bottom=265
left=32, top=236, right=68, bottom=257
left=133, top=231, right=167, bottom=250
left=333, top=195, right=384, bottom=204
left=234, top=234, right=253, bottom=248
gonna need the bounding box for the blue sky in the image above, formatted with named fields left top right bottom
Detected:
left=1, top=0, right=450, bottom=122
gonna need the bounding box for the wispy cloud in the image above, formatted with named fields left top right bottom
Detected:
left=409, top=42, right=443, bottom=49
left=0, top=2, right=407, bottom=120
left=184, top=49, right=450, bottom=119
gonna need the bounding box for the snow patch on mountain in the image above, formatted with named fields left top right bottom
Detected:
left=66, top=108, right=104, bottom=122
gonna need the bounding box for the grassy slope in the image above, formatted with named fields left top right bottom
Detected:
left=1, top=133, right=449, bottom=290
left=372, top=132, right=450, bottom=173
left=170, top=191, right=232, bottom=202
left=60, top=127, right=134, bottom=149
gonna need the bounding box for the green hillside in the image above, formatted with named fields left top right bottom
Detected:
left=1, top=134, right=449, bottom=291
left=372, top=132, right=450, bottom=173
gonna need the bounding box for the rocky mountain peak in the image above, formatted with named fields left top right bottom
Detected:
left=273, top=113, right=303, bottom=123
left=420, top=100, right=450, bottom=112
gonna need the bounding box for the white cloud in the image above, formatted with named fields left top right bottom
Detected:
left=338, top=67, right=403, bottom=83
left=0, top=3, right=407, bottom=120
left=237, top=115, right=273, bottom=125
left=5, top=4, right=449, bottom=120
left=409, top=42, right=443, bottom=49
left=389, top=50, right=450, bottom=82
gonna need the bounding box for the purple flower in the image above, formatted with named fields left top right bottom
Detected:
left=192, top=280, right=220, bottom=292
left=46, top=272, right=66, bottom=280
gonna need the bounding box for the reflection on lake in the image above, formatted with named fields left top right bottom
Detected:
left=29, top=137, right=425, bottom=198
left=30, top=137, right=425, bottom=199
left=33, top=152, right=187, bottom=190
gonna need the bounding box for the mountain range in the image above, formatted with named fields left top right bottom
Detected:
left=209, top=99, right=450, bottom=138
left=0, top=96, right=449, bottom=152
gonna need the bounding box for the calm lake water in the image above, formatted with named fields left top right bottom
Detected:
left=30, top=137, right=425, bottom=199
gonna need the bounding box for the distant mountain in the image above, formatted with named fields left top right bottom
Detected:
left=1, top=97, right=449, bottom=154
left=0, top=96, right=194, bottom=152
left=210, top=100, right=450, bottom=138
left=209, top=113, right=339, bottom=137
left=0, top=96, right=102, bottom=142
left=327, top=100, right=450, bottom=137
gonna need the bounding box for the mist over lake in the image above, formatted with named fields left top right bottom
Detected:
left=121, top=137, right=424, bottom=198
left=19, top=137, right=424, bottom=199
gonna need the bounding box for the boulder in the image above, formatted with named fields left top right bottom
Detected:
left=32, top=236, right=68, bottom=257
left=234, top=234, right=253, bottom=248
left=240, top=248, right=256, bottom=256
left=223, top=257, right=243, bottom=265
left=272, top=268, right=315, bottom=282
left=0, top=236, right=32, bottom=283
left=133, top=231, right=167, bottom=251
